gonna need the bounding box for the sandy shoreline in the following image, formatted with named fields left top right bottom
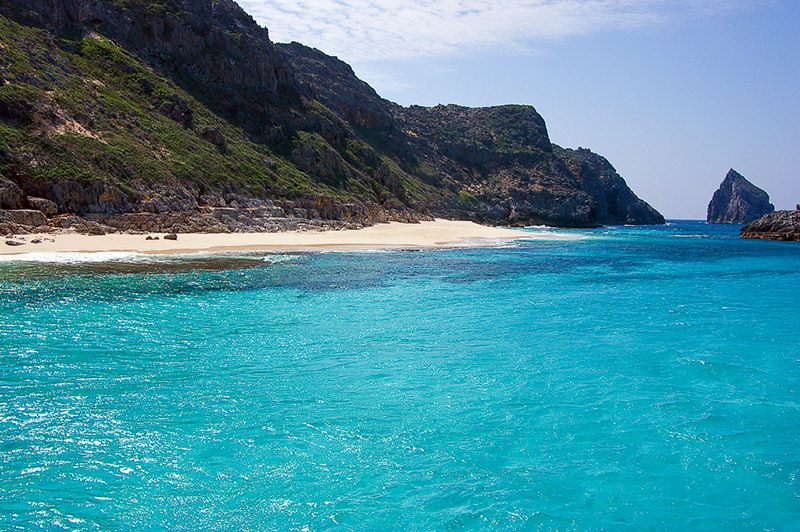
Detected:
left=0, top=219, right=574, bottom=256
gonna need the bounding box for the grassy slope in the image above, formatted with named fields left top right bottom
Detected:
left=0, top=14, right=430, bottom=207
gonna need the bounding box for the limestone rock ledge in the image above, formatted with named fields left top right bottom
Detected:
left=0, top=197, right=430, bottom=236
left=740, top=209, right=800, bottom=241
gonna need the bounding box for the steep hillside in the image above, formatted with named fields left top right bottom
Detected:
left=283, top=42, right=663, bottom=227
left=0, top=0, right=663, bottom=234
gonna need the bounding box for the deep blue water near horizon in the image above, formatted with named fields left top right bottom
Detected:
left=1, top=220, right=799, bottom=531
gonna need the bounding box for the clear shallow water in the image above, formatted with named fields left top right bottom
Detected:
left=1, top=221, right=799, bottom=531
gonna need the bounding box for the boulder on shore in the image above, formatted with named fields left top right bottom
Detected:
left=740, top=209, right=800, bottom=241
left=707, top=169, right=774, bottom=224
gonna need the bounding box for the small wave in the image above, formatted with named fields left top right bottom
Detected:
left=318, top=248, right=394, bottom=254
left=262, top=254, right=300, bottom=264
left=0, top=251, right=146, bottom=264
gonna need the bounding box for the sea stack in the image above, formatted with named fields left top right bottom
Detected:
left=707, top=169, right=774, bottom=223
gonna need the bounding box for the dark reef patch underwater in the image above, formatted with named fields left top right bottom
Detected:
left=1, top=221, right=799, bottom=530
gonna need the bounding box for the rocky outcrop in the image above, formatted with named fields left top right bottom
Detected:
left=555, top=148, right=664, bottom=225
left=0, top=209, right=47, bottom=227
left=0, top=209, right=47, bottom=235
left=27, top=196, right=58, bottom=216
left=0, top=0, right=298, bottom=117
left=159, top=95, right=193, bottom=127
left=279, top=42, right=397, bottom=132
left=707, top=169, right=774, bottom=223
left=740, top=209, right=800, bottom=241
left=0, top=177, right=23, bottom=208
left=282, top=42, right=662, bottom=227
left=0, top=193, right=430, bottom=235
left=201, top=127, right=226, bottom=148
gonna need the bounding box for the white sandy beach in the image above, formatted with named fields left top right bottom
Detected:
left=0, top=219, right=574, bottom=256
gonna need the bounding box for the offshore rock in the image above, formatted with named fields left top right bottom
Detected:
left=740, top=209, right=800, bottom=241
left=707, top=169, right=774, bottom=223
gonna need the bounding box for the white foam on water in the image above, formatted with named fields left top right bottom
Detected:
left=0, top=251, right=147, bottom=264
left=318, top=248, right=394, bottom=254
left=262, top=254, right=301, bottom=263
left=0, top=250, right=304, bottom=264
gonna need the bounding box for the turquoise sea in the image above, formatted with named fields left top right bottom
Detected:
left=1, top=221, right=799, bottom=531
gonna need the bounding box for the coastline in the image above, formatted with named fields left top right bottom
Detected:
left=0, top=219, right=574, bottom=256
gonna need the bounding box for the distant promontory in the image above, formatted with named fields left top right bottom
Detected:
left=707, top=169, right=774, bottom=224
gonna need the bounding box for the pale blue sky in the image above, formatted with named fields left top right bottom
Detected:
left=242, top=0, right=799, bottom=219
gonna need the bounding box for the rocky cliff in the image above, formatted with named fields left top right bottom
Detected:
left=0, top=0, right=664, bottom=234
left=707, top=169, right=774, bottom=224
left=740, top=209, right=800, bottom=241
left=282, top=42, right=664, bottom=227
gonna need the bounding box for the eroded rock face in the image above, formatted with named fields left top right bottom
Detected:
left=557, top=148, right=664, bottom=225
left=0, top=0, right=298, bottom=112
left=283, top=43, right=664, bottom=228
left=0, top=209, right=47, bottom=227
left=708, top=169, right=774, bottom=224
left=27, top=196, right=58, bottom=216
left=741, top=209, right=800, bottom=241
left=0, top=178, right=23, bottom=209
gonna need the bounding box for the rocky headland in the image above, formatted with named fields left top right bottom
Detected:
left=0, top=0, right=663, bottom=235
left=740, top=208, right=800, bottom=241
left=707, top=169, right=774, bottom=224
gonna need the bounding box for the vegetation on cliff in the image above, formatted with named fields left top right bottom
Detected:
left=0, top=0, right=664, bottom=232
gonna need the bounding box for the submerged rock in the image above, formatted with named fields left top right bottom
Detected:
left=740, top=209, right=800, bottom=241
left=707, top=169, right=774, bottom=224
